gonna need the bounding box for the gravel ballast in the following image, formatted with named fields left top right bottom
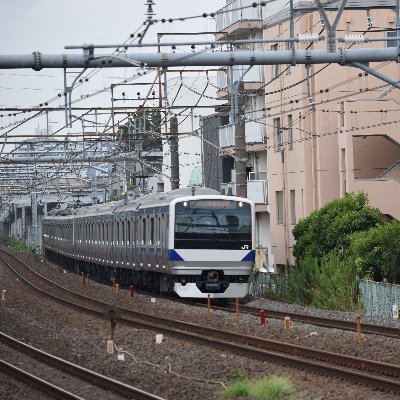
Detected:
left=1, top=250, right=400, bottom=399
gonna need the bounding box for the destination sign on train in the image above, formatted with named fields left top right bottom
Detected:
left=185, top=200, right=237, bottom=209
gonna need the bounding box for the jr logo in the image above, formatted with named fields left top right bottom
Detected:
left=241, top=245, right=249, bottom=250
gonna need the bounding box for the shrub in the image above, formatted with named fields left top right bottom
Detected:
left=219, top=375, right=294, bottom=399
left=312, top=252, right=359, bottom=311
left=348, top=221, right=400, bottom=284
left=0, top=236, right=29, bottom=253
left=293, top=192, right=383, bottom=261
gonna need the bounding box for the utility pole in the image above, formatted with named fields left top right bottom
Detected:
left=169, top=116, right=179, bottom=190
left=233, top=81, right=247, bottom=198
left=31, top=192, right=39, bottom=253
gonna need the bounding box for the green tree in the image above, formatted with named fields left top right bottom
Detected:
left=117, top=109, right=162, bottom=152
left=292, top=192, right=383, bottom=261
left=348, top=221, right=400, bottom=284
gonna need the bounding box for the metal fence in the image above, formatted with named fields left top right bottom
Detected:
left=250, top=272, right=287, bottom=298
left=251, top=274, right=400, bottom=319
left=358, top=279, right=400, bottom=319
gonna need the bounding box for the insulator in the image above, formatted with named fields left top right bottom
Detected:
left=297, top=33, right=320, bottom=43
left=343, top=35, right=365, bottom=44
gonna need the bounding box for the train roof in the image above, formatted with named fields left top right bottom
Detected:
left=44, top=187, right=222, bottom=220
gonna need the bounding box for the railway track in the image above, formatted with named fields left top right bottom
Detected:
left=2, top=249, right=400, bottom=395
left=223, top=302, right=400, bottom=338
left=0, top=331, right=165, bottom=400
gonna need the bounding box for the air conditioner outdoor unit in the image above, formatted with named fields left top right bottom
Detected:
left=248, top=172, right=256, bottom=181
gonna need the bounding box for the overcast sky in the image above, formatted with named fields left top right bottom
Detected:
left=0, top=0, right=226, bottom=187
left=0, top=0, right=224, bottom=107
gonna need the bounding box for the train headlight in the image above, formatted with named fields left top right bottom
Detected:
left=239, top=202, right=243, bottom=207
left=183, top=201, right=188, bottom=207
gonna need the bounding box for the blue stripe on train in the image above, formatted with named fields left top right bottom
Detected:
left=241, top=250, right=255, bottom=262
left=168, top=249, right=184, bottom=261
left=168, top=249, right=255, bottom=262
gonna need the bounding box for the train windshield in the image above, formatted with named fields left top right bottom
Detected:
left=174, top=199, right=252, bottom=250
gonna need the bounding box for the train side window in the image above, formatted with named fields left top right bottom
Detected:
left=127, top=220, right=131, bottom=245
left=150, top=217, right=154, bottom=245
left=157, top=215, right=161, bottom=245
left=142, top=217, right=146, bottom=245
left=163, top=214, right=169, bottom=246
left=116, top=221, right=119, bottom=245
left=122, top=220, right=125, bottom=246
left=106, top=221, right=109, bottom=245
left=133, top=215, right=137, bottom=246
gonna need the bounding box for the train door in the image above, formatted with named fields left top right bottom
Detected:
left=162, top=213, right=169, bottom=268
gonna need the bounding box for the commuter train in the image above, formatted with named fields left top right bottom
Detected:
left=42, top=187, right=255, bottom=298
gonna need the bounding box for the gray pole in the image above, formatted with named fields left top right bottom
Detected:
left=169, top=116, right=179, bottom=190
left=14, top=203, right=18, bottom=238
left=22, top=206, right=26, bottom=240
left=234, top=82, right=247, bottom=199
left=31, top=192, right=38, bottom=253
left=2, top=48, right=400, bottom=69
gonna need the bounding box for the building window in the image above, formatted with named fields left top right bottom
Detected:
left=387, top=31, right=397, bottom=47
left=287, top=114, right=293, bottom=150
left=274, top=117, right=282, bottom=151
left=271, top=44, right=279, bottom=78
left=290, top=190, right=296, bottom=225
left=276, top=191, right=284, bottom=224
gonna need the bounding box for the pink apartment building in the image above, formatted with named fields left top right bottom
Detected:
left=217, top=0, right=400, bottom=273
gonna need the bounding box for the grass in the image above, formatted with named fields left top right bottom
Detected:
left=0, top=236, right=29, bottom=253
left=219, top=374, right=294, bottom=399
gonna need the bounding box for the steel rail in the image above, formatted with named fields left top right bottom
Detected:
left=221, top=303, right=400, bottom=339
left=2, top=250, right=400, bottom=394
left=0, top=330, right=165, bottom=400
left=0, top=359, right=85, bottom=400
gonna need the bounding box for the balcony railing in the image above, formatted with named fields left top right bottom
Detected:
left=247, top=180, right=268, bottom=204
left=245, top=120, right=265, bottom=143
left=216, top=0, right=263, bottom=32
left=219, top=122, right=265, bottom=148
left=219, top=124, right=235, bottom=148
left=217, top=65, right=264, bottom=92
left=221, top=180, right=268, bottom=204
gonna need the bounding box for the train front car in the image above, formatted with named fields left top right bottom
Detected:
left=169, top=195, right=255, bottom=298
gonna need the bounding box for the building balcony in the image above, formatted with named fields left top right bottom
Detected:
left=220, top=179, right=268, bottom=205
left=216, top=0, right=263, bottom=38
left=219, top=124, right=235, bottom=148
left=216, top=65, right=264, bottom=98
left=219, top=121, right=265, bottom=149
left=247, top=179, right=268, bottom=204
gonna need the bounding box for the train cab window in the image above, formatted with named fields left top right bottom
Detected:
left=174, top=200, right=252, bottom=250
